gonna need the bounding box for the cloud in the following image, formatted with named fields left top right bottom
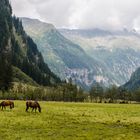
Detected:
left=10, top=0, right=140, bottom=30
left=10, top=0, right=40, bottom=19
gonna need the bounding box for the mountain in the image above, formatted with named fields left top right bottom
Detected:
left=0, top=0, right=61, bottom=90
left=60, top=28, right=140, bottom=86
left=22, top=17, right=140, bottom=89
left=122, top=67, right=140, bottom=91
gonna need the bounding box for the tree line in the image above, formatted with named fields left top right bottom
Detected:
left=0, top=81, right=87, bottom=102
left=0, top=81, right=139, bottom=103
left=89, top=83, right=140, bottom=103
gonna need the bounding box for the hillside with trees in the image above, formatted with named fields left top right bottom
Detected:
left=122, top=67, right=140, bottom=91
left=0, top=0, right=61, bottom=91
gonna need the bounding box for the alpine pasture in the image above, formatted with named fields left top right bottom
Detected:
left=0, top=101, right=140, bottom=140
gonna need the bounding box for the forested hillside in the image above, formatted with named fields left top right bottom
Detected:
left=122, top=67, right=140, bottom=91
left=0, top=0, right=61, bottom=90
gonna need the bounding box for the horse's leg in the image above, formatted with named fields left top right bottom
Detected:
left=32, top=107, right=34, bottom=112
left=26, top=106, right=29, bottom=112
left=2, top=106, right=3, bottom=110
left=10, top=104, right=13, bottom=109
left=35, top=108, right=37, bottom=112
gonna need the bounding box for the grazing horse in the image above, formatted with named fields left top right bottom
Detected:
left=26, top=101, right=41, bottom=113
left=0, top=100, right=14, bottom=110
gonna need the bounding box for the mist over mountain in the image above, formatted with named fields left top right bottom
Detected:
left=11, top=0, right=140, bottom=32
left=60, top=28, right=140, bottom=86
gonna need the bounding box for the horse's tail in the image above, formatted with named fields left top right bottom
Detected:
left=36, top=102, right=41, bottom=113
left=0, top=101, right=4, bottom=108
left=26, top=101, right=29, bottom=112
left=26, top=101, right=28, bottom=107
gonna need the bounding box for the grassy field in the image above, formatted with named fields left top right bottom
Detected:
left=0, top=101, right=140, bottom=140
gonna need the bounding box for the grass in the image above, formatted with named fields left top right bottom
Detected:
left=0, top=101, right=140, bottom=140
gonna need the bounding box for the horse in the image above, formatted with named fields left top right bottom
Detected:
left=0, top=100, right=14, bottom=110
left=26, top=101, right=41, bottom=113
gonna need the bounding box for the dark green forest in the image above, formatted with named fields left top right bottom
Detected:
left=0, top=0, right=13, bottom=91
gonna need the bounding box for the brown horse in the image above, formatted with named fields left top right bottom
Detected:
left=26, top=101, right=41, bottom=113
left=0, top=100, right=14, bottom=110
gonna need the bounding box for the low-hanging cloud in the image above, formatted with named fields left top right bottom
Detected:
left=10, top=0, right=140, bottom=30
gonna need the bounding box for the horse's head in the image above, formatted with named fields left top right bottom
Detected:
left=35, top=101, right=41, bottom=113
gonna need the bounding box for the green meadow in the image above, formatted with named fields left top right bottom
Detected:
left=0, top=101, right=140, bottom=140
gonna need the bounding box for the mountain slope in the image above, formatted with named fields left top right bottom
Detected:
left=0, top=0, right=61, bottom=89
left=21, top=18, right=92, bottom=69
left=12, top=66, right=38, bottom=86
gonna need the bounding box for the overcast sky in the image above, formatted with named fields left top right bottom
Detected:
left=10, top=0, right=140, bottom=30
